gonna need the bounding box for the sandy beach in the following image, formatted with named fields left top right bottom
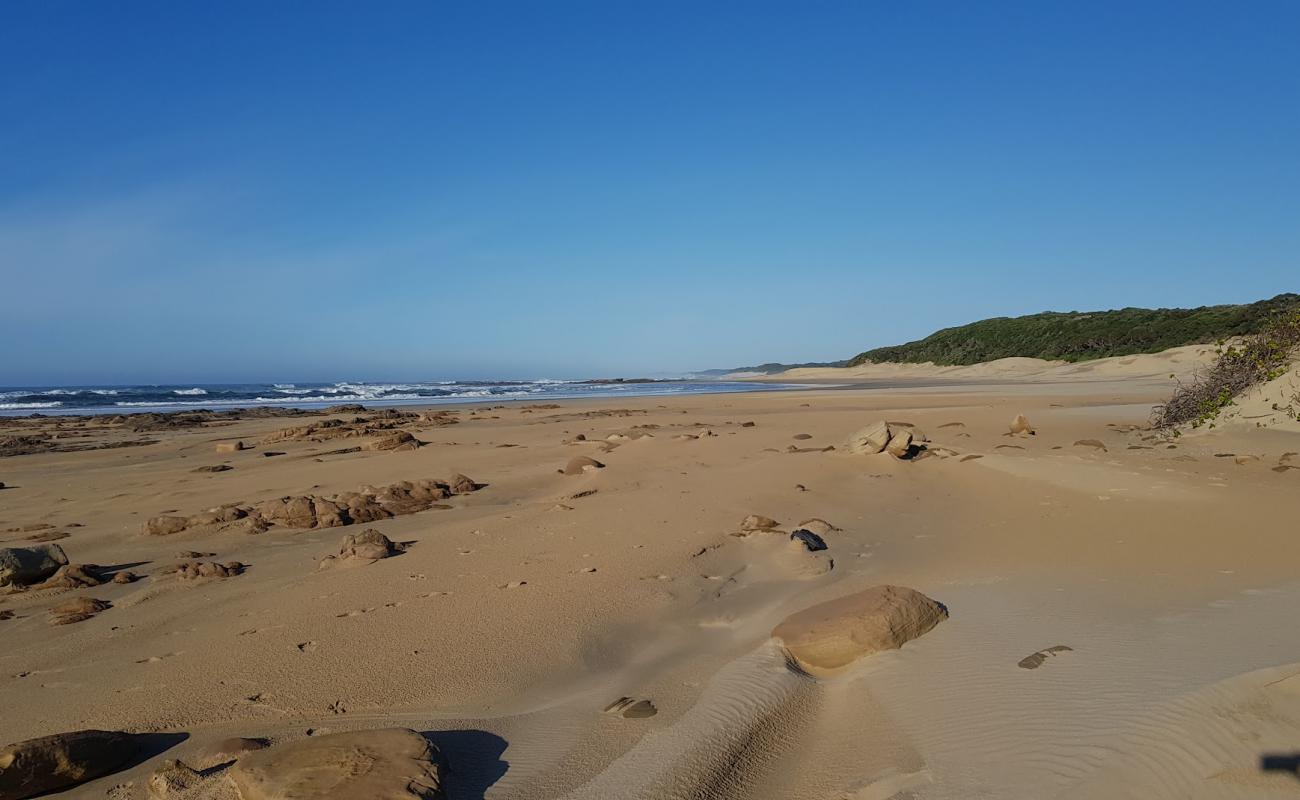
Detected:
left=2, top=349, right=1299, bottom=799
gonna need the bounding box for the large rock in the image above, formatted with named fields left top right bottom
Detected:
left=0, top=544, right=68, bottom=588
left=230, top=728, right=445, bottom=800
left=0, top=729, right=138, bottom=799
left=885, top=429, right=914, bottom=458
left=144, top=516, right=190, bottom=536
left=772, top=585, right=947, bottom=674
left=845, top=421, right=892, bottom=455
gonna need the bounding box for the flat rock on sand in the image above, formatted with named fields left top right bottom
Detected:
left=0, top=729, right=138, bottom=800
left=772, top=585, right=947, bottom=675
left=230, top=728, right=445, bottom=800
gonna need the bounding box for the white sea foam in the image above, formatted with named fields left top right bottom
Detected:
left=0, top=401, right=62, bottom=409
left=173, top=388, right=208, bottom=395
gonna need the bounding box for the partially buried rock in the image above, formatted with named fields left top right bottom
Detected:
left=147, top=759, right=201, bottom=798
left=365, top=431, right=420, bottom=452
left=561, top=456, right=604, bottom=475
left=845, top=420, right=892, bottom=455
left=772, top=585, right=947, bottom=675
left=36, top=563, right=103, bottom=589
left=112, top=571, right=139, bottom=585
left=447, top=473, right=478, bottom=494
left=169, top=561, right=244, bottom=580
left=1009, top=414, right=1035, bottom=436
left=739, top=514, right=779, bottom=532
left=0, top=729, right=138, bottom=800
left=318, top=529, right=406, bottom=570
left=215, top=441, right=247, bottom=453
left=49, top=596, right=111, bottom=625
left=144, top=515, right=191, bottom=536
left=191, top=465, right=233, bottom=473
left=789, top=529, right=828, bottom=552
left=885, top=429, right=914, bottom=458
left=230, top=728, right=445, bottom=800
left=0, top=544, right=68, bottom=588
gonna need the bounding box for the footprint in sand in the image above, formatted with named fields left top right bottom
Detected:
left=1074, top=439, right=1107, bottom=451
left=995, top=445, right=1024, bottom=451
left=938, top=422, right=965, bottom=429
left=296, top=641, right=318, bottom=653
left=1018, top=645, right=1073, bottom=669
left=500, top=581, right=527, bottom=589
left=959, top=454, right=984, bottom=462
left=605, top=697, right=657, bottom=718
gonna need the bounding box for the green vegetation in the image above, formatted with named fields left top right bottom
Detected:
left=1153, top=306, right=1300, bottom=429
left=848, top=294, right=1299, bottom=367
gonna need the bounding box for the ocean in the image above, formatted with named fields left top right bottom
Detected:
left=0, top=379, right=796, bottom=416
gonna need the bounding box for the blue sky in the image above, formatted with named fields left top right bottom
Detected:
left=2, top=1, right=1297, bottom=384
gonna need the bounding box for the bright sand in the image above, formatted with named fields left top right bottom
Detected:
left=3, top=348, right=1300, bottom=799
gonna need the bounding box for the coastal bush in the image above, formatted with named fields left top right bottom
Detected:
left=1152, top=307, right=1300, bottom=430
left=848, top=294, right=1299, bottom=367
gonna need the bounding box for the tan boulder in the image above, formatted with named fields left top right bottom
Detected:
left=144, top=515, right=190, bottom=536
left=772, top=585, right=947, bottom=674
left=561, top=456, right=604, bottom=475
left=447, top=474, right=478, bottom=494
left=0, top=729, right=138, bottom=799
left=215, top=441, right=246, bottom=453
left=1009, top=414, right=1035, bottom=436
left=885, top=429, right=914, bottom=458
left=35, top=563, right=103, bottom=590
left=230, top=728, right=445, bottom=800
left=846, top=421, right=892, bottom=454
left=366, top=431, right=420, bottom=452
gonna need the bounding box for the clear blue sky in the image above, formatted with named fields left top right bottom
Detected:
left=2, top=1, right=1297, bottom=384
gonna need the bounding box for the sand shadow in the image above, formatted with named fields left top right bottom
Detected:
left=422, top=729, right=509, bottom=800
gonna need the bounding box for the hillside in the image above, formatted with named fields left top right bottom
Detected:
left=847, top=294, right=1299, bottom=367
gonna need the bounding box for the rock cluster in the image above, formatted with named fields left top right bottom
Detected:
left=261, top=409, right=456, bottom=447
left=165, top=561, right=245, bottom=580
left=845, top=421, right=927, bottom=458
left=143, top=476, right=481, bottom=536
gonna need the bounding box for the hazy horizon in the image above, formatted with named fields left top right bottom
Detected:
left=4, top=2, right=1298, bottom=385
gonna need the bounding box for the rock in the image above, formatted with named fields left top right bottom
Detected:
left=147, top=759, right=201, bottom=798
left=215, top=441, right=246, bottom=453
left=230, top=728, right=445, bottom=800
left=112, top=571, right=139, bottom=585
left=0, top=730, right=138, bottom=799
left=561, top=456, right=604, bottom=476
left=846, top=421, right=892, bottom=455
left=790, top=529, right=828, bottom=552
left=0, top=544, right=68, bottom=588
left=319, top=529, right=405, bottom=570
left=741, top=421, right=756, bottom=427
left=772, top=585, right=947, bottom=674
left=885, top=429, right=914, bottom=458
left=257, top=496, right=318, bottom=529
left=35, top=563, right=103, bottom=589
left=795, top=518, right=840, bottom=537
left=366, top=431, right=420, bottom=452
left=1009, top=414, right=1035, bottom=436
left=144, top=515, right=191, bottom=536
left=170, top=561, right=242, bottom=580
left=49, top=596, right=111, bottom=624
left=191, top=465, right=233, bottom=473
left=739, top=514, right=779, bottom=532
left=447, top=474, right=478, bottom=494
